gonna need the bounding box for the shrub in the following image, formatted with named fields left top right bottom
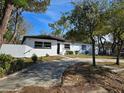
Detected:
left=0, top=67, right=5, bottom=77
left=39, top=56, right=43, bottom=62
left=46, top=54, right=49, bottom=57
left=66, top=51, right=73, bottom=55
left=0, top=54, right=13, bottom=63
left=2, top=62, right=11, bottom=73
left=31, top=54, right=38, bottom=63
left=85, top=51, right=89, bottom=55
left=10, top=58, right=25, bottom=73
left=15, top=58, right=25, bottom=70
left=75, top=51, right=79, bottom=55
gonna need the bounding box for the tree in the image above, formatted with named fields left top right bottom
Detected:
left=67, top=0, right=108, bottom=66
left=8, top=8, right=23, bottom=43
left=49, top=14, right=70, bottom=37
left=0, top=0, right=50, bottom=45
left=64, top=29, right=91, bottom=43
left=107, top=1, right=124, bottom=65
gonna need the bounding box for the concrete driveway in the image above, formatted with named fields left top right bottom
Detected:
left=0, top=58, right=79, bottom=92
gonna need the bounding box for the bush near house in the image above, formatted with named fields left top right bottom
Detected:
left=0, top=54, right=33, bottom=78
left=75, top=51, right=79, bottom=55
left=31, top=54, right=38, bottom=63
left=66, top=51, right=74, bottom=55
left=0, top=54, right=14, bottom=63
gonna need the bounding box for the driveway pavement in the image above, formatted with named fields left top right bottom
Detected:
left=73, top=58, right=124, bottom=63
left=0, top=58, right=79, bottom=92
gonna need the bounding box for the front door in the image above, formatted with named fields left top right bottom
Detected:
left=57, top=43, right=60, bottom=54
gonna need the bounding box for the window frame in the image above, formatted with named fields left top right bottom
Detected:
left=82, top=45, right=86, bottom=50
left=43, top=42, right=52, bottom=49
left=34, top=41, right=52, bottom=49
left=34, top=41, right=43, bottom=49
left=64, top=44, right=70, bottom=49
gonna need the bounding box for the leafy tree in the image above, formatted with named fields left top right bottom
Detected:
left=107, top=1, right=124, bottom=65
left=64, top=29, right=91, bottom=43
left=3, top=8, right=32, bottom=44
left=67, top=0, right=109, bottom=66
left=8, top=8, right=23, bottom=43
left=49, top=14, right=70, bottom=37
left=0, top=0, right=50, bottom=45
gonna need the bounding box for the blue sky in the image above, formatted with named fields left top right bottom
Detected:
left=22, top=0, right=73, bottom=35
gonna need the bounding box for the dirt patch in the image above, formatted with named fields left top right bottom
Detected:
left=3, top=86, right=84, bottom=93
left=62, top=63, right=124, bottom=93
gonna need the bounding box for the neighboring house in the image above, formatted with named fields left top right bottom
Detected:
left=0, top=35, right=93, bottom=58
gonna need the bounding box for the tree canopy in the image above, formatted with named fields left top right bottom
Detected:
left=0, top=0, right=50, bottom=45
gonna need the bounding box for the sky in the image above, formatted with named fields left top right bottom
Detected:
left=22, top=0, right=74, bottom=35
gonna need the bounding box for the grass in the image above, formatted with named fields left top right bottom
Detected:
left=66, top=54, right=115, bottom=59
left=41, top=56, right=64, bottom=62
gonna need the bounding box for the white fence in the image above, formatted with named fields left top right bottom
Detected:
left=0, top=44, right=27, bottom=58
left=0, top=44, right=58, bottom=58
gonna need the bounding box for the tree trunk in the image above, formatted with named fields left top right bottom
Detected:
left=111, top=43, right=116, bottom=55
left=0, top=3, right=14, bottom=45
left=9, top=29, right=17, bottom=43
left=111, top=32, right=117, bottom=56
left=91, top=37, right=96, bottom=66
left=8, top=10, right=19, bottom=43
left=97, top=36, right=101, bottom=55
left=116, top=41, right=123, bottom=65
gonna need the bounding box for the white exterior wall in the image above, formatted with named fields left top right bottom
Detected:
left=0, top=44, right=26, bottom=58
left=23, top=38, right=59, bottom=57
left=70, top=43, right=82, bottom=52
left=0, top=38, right=93, bottom=58
left=63, top=42, right=92, bottom=54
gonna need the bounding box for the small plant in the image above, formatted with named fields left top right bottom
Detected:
left=2, top=62, right=11, bottom=73
left=15, top=58, right=25, bottom=71
left=0, top=54, right=13, bottom=63
left=66, top=51, right=73, bottom=55
left=75, top=51, right=79, bottom=55
left=0, top=54, right=13, bottom=74
left=10, top=58, right=31, bottom=73
left=39, top=56, right=43, bottom=62
left=46, top=54, right=49, bottom=57
left=0, top=67, right=5, bottom=77
left=31, top=54, right=38, bottom=63
left=85, top=51, right=89, bottom=55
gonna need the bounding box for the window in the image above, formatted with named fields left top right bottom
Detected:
left=34, top=41, right=51, bottom=49
left=82, top=45, right=86, bottom=50
left=35, top=42, right=43, bottom=48
left=64, top=44, right=70, bottom=49
left=44, top=42, right=51, bottom=49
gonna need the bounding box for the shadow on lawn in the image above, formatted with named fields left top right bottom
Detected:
left=63, top=62, right=124, bottom=93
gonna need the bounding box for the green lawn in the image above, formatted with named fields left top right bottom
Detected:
left=66, top=54, right=115, bottom=59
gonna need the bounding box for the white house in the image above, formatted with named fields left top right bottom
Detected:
left=0, top=35, right=93, bottom=58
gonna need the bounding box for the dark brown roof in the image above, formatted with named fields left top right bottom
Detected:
left=22, top=35, right=65, bottom=44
